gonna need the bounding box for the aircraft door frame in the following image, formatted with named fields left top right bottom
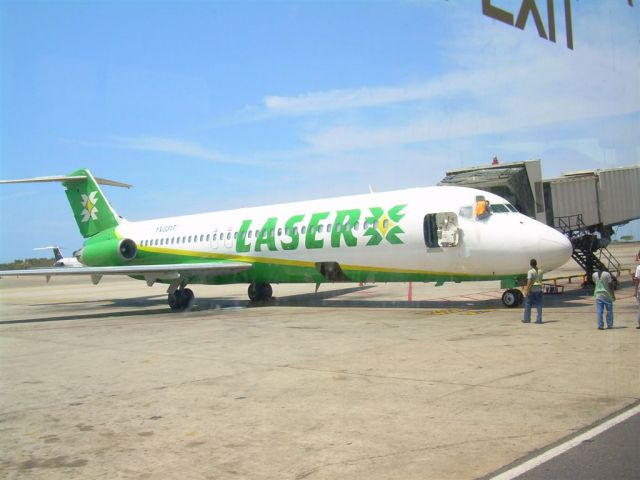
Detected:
left=423, top=212, right=460, bottom=248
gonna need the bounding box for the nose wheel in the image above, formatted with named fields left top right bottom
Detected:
left=248, top=282, right=273, bottom=302
left=501, top=289, right=524, bottom=308
left=168, top=288, right=195, bottom=311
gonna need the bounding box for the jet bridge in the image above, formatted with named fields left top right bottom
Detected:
left=543, top=165, right=640, bottom=232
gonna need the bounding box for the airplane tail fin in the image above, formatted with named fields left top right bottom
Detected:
left=0, top=168, right=132, bottom=238
left=63, top=168, right=128, bottom=237
left=34, top=246, right=64, bottom=261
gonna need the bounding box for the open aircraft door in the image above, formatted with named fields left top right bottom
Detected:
left=423, top=212, right=460, bottom=249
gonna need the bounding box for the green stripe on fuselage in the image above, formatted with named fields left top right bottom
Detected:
left=131, top=245, right=522, bottom=286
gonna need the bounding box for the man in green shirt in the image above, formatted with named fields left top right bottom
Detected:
left=592, top=268, right=614, bottom=330
left=523, top=258, right=543, bottom=324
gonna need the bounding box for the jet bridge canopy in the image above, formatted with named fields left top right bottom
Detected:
left=543, top=165, right=640, bottom=230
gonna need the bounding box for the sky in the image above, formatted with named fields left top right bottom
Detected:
left=0, top=0, right=638, bottom=262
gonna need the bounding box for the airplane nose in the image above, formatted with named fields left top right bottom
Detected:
left=538, top=227, right=573, bottom=271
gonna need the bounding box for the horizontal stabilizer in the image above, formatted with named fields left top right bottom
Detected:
left=0, top=175, right=132, bottom=188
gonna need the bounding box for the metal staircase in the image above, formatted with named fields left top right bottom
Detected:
left=554, top=214, right=622, bottom=285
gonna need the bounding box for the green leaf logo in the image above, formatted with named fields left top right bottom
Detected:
left=364, top=204, right=406, bottom=246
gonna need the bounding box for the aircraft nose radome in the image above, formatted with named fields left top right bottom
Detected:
left=538, top=228, right=573, bottom=271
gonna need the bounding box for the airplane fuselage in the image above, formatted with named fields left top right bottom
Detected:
left=104, top=185, right=570, bottom=286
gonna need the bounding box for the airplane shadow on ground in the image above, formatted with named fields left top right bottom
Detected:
left=1, top=281, right=621, bottom=326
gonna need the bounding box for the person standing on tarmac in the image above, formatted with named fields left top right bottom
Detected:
left=523, top=258, right=543, bottom=324
left=634, top=250, right=640, bottom=330
left=592, top=268, right=615, bottom=330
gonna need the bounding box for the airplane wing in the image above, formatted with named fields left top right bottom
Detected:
left=0, top=262, right=253, bottom=286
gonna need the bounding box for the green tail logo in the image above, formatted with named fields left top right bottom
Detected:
left=63, top=169, right=120, bottom=238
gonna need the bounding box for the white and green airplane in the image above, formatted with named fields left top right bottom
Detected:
left=0, top=168, right=572, bottom=310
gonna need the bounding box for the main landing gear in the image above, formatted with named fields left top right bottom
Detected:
left=501, top=288, right=524, bottom=308
left=248, top=282, right=273, bottom=302
left=168, top=287, right=194, bottom=311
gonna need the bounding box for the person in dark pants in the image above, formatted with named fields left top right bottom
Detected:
left=523, top=258, right=543, bottom=324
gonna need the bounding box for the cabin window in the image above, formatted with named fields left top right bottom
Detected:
left=206, top=234, right=210, bottom=241
left=277, top=228, right=282, bottom=236
left=335, top=224, right=342, bottom=233
left=327, top=224, right=332, bottom=232
left=301, top=226, right=307, bottom=235
left=383, top=219, right=389, bottom=229
left=364, top=221, right=370, bottom=229
left=227, top=232, right=231, bottom=240
left=234, top=232, right=238, bottom=239
left=285, top=227, right=291, bottom=236
left=354, top=221, right=359, bottom=231
left=293, top=226, right=298, bottom=235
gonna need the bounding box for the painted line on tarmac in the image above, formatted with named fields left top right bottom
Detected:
left=489, top=403, right=640, bottom=480
left=421, top=308, right=497, bottom=316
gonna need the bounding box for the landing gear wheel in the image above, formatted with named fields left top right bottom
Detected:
left=182, top=288, right=194, bottom=310
left=168, top=288, right=195, bottom=311
left=168, top=291, right=182, bottom=311
left=502, top=289, right=523, bottom=308
left=248, top=282, right=273, bottom=302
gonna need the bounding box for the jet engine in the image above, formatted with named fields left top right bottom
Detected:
left=78, top=238, right=137, bottom=266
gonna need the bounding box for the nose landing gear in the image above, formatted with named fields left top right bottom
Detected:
left=501, top=289, right=524, bottom=308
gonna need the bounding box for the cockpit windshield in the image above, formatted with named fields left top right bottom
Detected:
left=459, top=203, right=518, bottom=218
left=490, top=204, right=510, bottom=213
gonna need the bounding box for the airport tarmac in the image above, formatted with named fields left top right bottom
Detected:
left=1, top=243, right=639, bottom=479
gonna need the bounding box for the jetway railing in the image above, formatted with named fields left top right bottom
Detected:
left=554, top=214, right=622, bottom=284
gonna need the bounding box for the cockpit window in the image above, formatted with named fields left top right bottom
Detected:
left=490, top=204, right=510, bottom=213
left=459, top=206, right=473, bottom=218
left=506, top=204, right=518, bottom=212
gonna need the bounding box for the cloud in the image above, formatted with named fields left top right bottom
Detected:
left=109, top=136, right=265, bottom=166
left=262, top=4, right=639, bottom=154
